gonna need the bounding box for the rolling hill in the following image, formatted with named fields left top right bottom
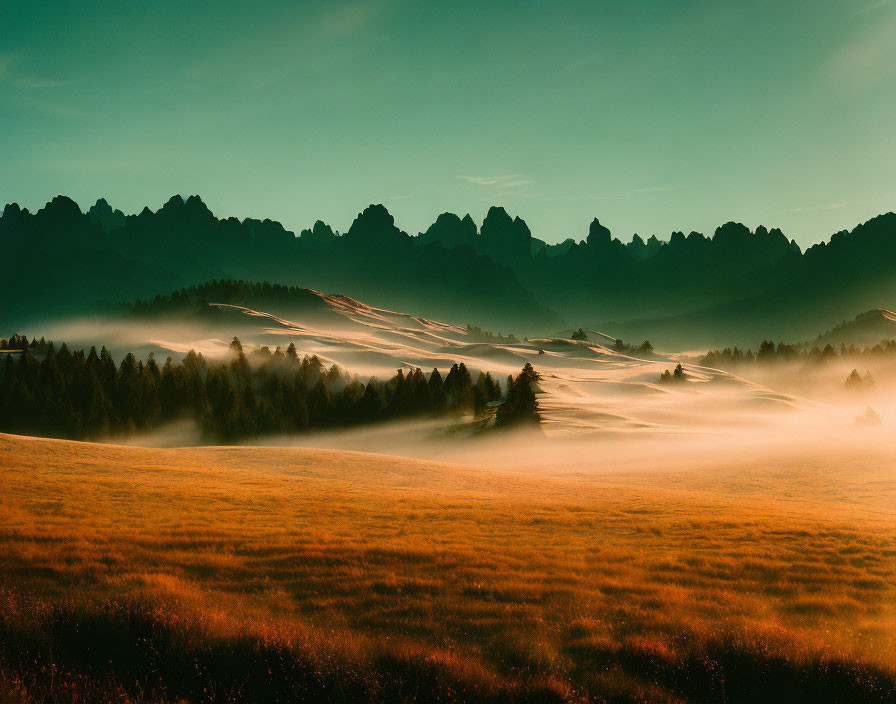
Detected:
left=24, top=280, right=810, bottom=440
left=1, top=432, right=893, bottom=702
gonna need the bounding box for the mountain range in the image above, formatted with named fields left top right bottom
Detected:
left=3, top=194, right=895, bottom=347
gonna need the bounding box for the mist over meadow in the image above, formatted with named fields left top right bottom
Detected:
left=4, top=1, right=896, bottom=701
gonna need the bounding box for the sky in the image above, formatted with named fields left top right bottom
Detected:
left=1, top=0, right=895, bottom=247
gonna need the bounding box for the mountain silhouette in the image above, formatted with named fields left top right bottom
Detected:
left=0, top=195, right=561, bottom=333
left=3, top=194, right=896, bottom=344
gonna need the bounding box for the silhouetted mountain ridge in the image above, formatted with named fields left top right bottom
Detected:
left=1, top=195, right=560, bottom=333
left=3, top=193, right=896, bottom=345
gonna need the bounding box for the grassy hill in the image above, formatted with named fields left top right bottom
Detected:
left=1, top=433, right=893, bottom=702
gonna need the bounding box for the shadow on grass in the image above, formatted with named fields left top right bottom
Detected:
left=0, top=597, right=893, bottom=703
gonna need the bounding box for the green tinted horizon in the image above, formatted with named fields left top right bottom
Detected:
left=1, top=0, right=894, bottom=247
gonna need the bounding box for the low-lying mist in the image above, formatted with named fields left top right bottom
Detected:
left=120, top=368, right=893, bottom=486
left=18, top=315, right=245, bottom=361
left=15, top=311, right=896, bottom=488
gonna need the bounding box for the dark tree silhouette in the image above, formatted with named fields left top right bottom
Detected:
left=494, top=363, right=542, bottom=427
left=0, top=334, right=503, bottom=443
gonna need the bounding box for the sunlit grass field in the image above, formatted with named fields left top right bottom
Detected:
left=1, top=432, right=894, bottom=702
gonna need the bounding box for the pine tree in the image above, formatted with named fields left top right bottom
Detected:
left=428, top=368, right=446, bottom=411
left=358, top=378, right=384, bottom=421
left=387, top=369, right=409, bottom=417
left=495, top=364, right=541, bottom=428
left=308, top=378, right=333, bottom=427
left=407, top=368, right=430, bottom=414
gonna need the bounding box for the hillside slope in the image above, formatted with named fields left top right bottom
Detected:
left=812, top=308, right=896, bottom=348
left=1, top=433, right=893, bottom=702
left=31, top=282, right=807, bottom=439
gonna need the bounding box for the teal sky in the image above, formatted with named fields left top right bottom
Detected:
left=1, top=0, right=895, bottom=247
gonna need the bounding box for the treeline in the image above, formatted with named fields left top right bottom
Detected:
left=125, top=280, right=327, bottom=319
left=659, top=364, right=687, bottom=383
left=464, top=324, right=519, bottom=345
left=0, top=335, right=543, bottom=443
left=123, top=281, right=524, bottom=351
left=612, top=338, right=654, bottom=356
left=0, top=334, right=53, bottom=354
left=701, top=339, right=896, bottom=368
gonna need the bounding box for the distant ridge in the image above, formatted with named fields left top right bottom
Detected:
left=0, top=197, right=563, bottom=334
left=811, top=309, right=896, bottom=349
left=4, top=194, right=896, bottom=346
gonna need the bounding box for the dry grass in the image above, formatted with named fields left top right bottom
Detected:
left=0, top=432, right=894, bottom=702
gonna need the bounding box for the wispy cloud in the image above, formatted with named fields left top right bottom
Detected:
left=561, top=53, right=601, bottom=75
left=459, top=174, right=532, bottom=187
left=181, top=1, right=393, bottom=90
left=535, top=193, right=625, bottom=202
left=0, top=53, right=72, bottom=90
left=34, top=143, right=187, bottom=173
left=789, top=202, right=848, bottom=213
left=630, top=185, right=678, bottom=194
left=459, top=174, right=537, bottom=203
left=459, top=177, right=676, bottom=203
left=318, top=0, right=390, bottom=38
left=17, top=76, right=71, bottom=88
left=852, top=0, right=894, bottom=16
left=828, top=10, right=896, bottom=90
left=536, top=185, right=678, bottom=202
